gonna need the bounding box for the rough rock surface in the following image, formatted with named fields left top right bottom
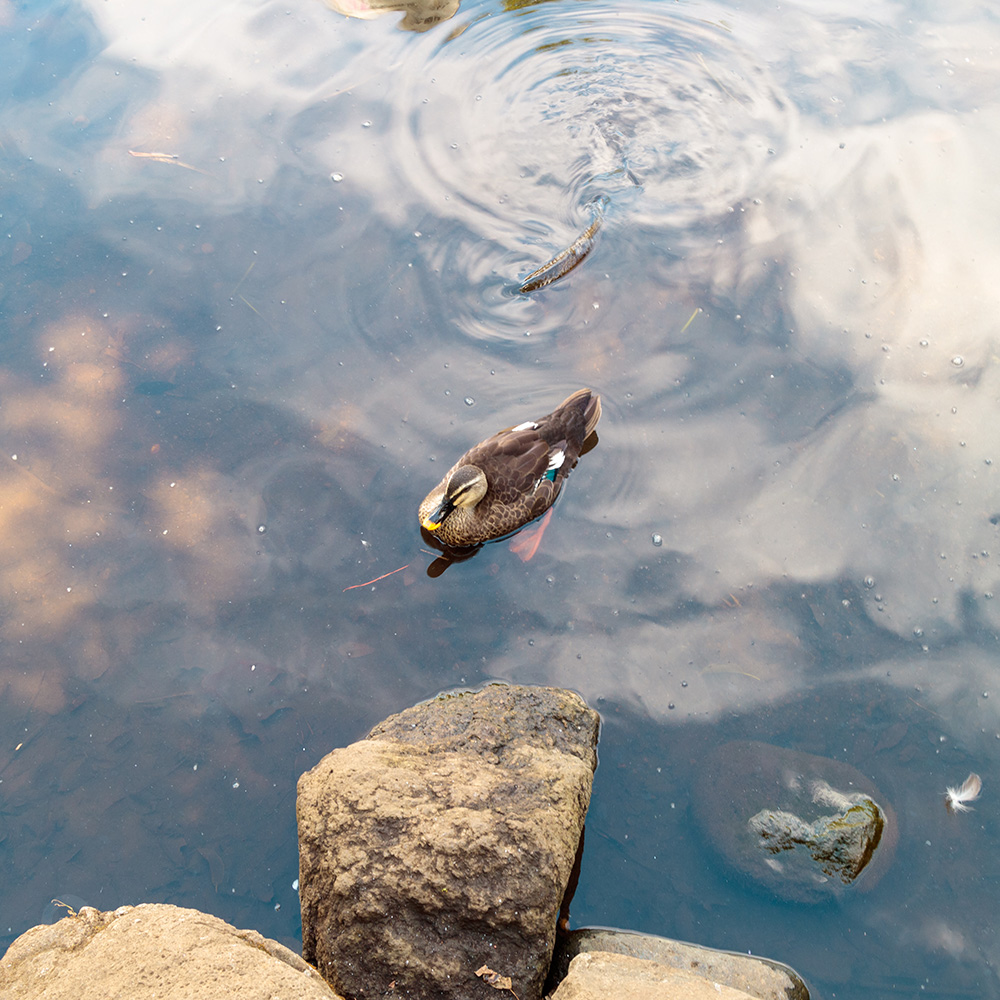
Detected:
left=692, top=740, right=897, bottom=902
left=297, top=684, right=600, bottom=1000
left=550, top=929, right=810, bottom=1000
left=550, top=951, right=761, bottom=1000
left=0, top=903, right=342, bottom=1000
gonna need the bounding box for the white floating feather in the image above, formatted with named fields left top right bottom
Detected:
left=944, top=772, right=982, bottom=813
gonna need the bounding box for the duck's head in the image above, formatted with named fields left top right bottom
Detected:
left=420, top=465, right=488, bottom=531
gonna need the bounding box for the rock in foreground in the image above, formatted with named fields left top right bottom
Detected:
left=0, top=903, right=342, bottom=1000
left=297, top=684, right=600, bottom=1000
left=551, top=951, right=765, bottom=1000
left=550, top=928, right=809, bottom=1000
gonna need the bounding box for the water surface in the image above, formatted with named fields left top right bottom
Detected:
left=2, top=0, right=999, bottom=996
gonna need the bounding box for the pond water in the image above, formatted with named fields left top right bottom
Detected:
left=2, top=0, right=999, bottom=996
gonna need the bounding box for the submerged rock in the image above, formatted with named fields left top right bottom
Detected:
left=0, top=903, right=341, bottom=1000
left=693, top=741, right=896, bottom=902
left=297, top=683, right=600, bottom=1000
left=550, top=928, right=809, bottom=1000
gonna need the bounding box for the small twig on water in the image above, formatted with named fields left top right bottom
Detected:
left=679, top=306, right=702, bottom=334
left=128, top=150, right=213, bottom=176
left=231, top=261, right=256, bottom=297
left=343, top=564, right=410, bottom=592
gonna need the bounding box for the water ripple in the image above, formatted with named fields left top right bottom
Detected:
left=377, top=0, right=793, bottom=338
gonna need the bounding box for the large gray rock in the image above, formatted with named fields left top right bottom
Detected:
left=550, top=929, right=809, bottom=1000
left=693, top=741, right=897, bottom=902
left=550, top=951, right=762, bottom=1000
left=297, top=683, right=600, bottom=1000
left=0, top=903, right=342, bottom=1000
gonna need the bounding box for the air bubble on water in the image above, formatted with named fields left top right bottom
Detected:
left=652, top=533, right=663, bottom=547
left=258, top=524, right=266, bottom=534
left=330, top=172, right=344, bottom=182
left=863, top=575, right=875, bottom=588
left=464, top=397, right=475, bottom=406
left=951, top=355, right=964, bottom=367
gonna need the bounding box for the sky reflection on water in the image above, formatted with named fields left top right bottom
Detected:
left=2, top=0, right=999, bottom=996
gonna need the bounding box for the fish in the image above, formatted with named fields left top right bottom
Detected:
left=944, top=772, right=982, bottom=813
left=517, top=197, right=607, bottom=294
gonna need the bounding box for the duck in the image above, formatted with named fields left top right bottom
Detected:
left=418, top=388, right=602, bottom=549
